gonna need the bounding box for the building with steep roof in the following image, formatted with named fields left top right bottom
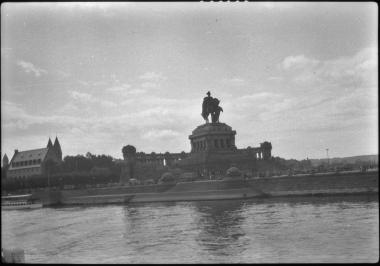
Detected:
left=7, top=138, right=63, bottom=180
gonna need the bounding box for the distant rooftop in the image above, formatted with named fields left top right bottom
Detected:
left=11, top=148, right=49, bottom=163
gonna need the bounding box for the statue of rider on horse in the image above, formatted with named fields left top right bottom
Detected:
left=201, top=91, right=223, bottom=123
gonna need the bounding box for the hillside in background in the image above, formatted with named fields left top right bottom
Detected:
left=309, top=154, right=378, bottom=167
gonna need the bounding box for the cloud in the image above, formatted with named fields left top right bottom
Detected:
left=139, top=72, right=167, bottom=82
left=1, top=47, right=12, bottom=58
left=236, top=46, right=378, bottom=135
left=257, top=2, right=290, bottom=9
left=281, top=55, right=319, bottom=70
left=141, top=82, right=158, bottom=89
left=69, top=91, right=96, bottom=102
left=106, top=84, right=146, bottom=98
left=78, top=80, right=90, bottom=86
left=69, top=90, right=117, bottom=108
left=137, top=72, right=167, bottom=90
left=106, top=83, right=131, bottom=92
left=219, top=47, right=377, bottom=141
left=280, top=47, right=377, bottom=89
left=16, top=60, right=48, bottom=77
left=55, top=70, right=71, bottom=79
left=238, top=92, right=281, bottom=102
left=2, top=100, right=82, bottom=132
left=221, top=77, right=246, bottom=86
left=268, top=76, right=283, bottom=81
left=141, top=129, right=180, bottom=140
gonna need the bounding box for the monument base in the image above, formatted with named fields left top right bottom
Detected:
left=189, top=122, right=237, bottom=153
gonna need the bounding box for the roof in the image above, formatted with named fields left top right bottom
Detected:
left=2, top=194, right=33, bottom=199
left=11, top=148, right=49, bottom=163
left=53, top=137, right=61, bottom=147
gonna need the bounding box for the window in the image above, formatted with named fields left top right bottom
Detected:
left=220, top=139, right=224, bottom=148
left=214, top=139, right=218, bottom=148
left=226, top=139, right=230, bottom=148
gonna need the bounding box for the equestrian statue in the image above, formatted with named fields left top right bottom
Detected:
left=201, top=91, right=223, bottom=123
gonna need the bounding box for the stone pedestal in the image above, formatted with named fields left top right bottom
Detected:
left=189, top=122, right=237, bottom=153
left=178, top=122, right=241, bottom=176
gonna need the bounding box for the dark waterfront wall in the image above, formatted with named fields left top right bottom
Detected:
left=247, top=171, right=378, bottom=196
left=37, top=171, right=378, bottom=206
left=57, top=183, right=175, bottom=204
left=33, top=189, right=62, bottom=206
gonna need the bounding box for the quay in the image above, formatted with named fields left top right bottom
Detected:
left=35, top=170, right=378, bottom=206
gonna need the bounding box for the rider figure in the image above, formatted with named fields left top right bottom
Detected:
left=201, top=91, right=223, bottom=123
left=202, top=91, right=213, bottom=123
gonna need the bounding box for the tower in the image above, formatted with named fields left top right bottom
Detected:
left=53, top=136, right=62, bottom=161
left=260, top=141, right=272, bottom=160
left=120, top=145, right=137, bottom=184
left=47, top=138, right=53, bottom=148
left=3, top=153, right=9, bottom=167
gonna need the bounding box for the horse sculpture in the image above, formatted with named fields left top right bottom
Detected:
left=201, top=92, right=223, bottom=123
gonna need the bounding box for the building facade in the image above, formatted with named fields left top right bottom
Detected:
left=6, top=137, right=63, bottom=180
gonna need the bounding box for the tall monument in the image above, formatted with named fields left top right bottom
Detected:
left=122, top=91, right=273, bottom=179
left=192, top=91, right=236, bottom=151
left=174, top=91, right=272, bottom=175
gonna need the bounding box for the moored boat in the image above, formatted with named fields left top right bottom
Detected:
left=1, top=194, right=42, bottom=210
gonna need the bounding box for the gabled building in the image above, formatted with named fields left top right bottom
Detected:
left=7, top=137, right=63, bottom=180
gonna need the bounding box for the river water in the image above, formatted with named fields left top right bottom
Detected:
left=2, top=195, right=378, bottom=263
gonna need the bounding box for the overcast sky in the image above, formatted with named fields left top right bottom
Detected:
left=1, top=2, right=378, bottom=162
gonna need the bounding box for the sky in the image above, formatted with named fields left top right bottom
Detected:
left=1, top=2, right=378, bottom=162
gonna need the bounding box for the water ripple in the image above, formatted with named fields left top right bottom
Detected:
left=2, top=195, right=378, bottom=263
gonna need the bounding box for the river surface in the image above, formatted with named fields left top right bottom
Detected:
left=2, top=195, right=379, bottom=263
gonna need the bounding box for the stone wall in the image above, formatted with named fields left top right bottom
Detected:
left=248, top=171, right=378, bottom=196
left=59, top=183, right=175, bottom=203
left=37, top=171, right=378, bottom=206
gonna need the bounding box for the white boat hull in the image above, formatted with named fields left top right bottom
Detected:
left=2, top=203, right=42, bottom=210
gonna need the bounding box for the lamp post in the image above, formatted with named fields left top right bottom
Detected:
left=326, top=148, right=330, bottom=166
left=47, top=164, right=50, bottom=188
